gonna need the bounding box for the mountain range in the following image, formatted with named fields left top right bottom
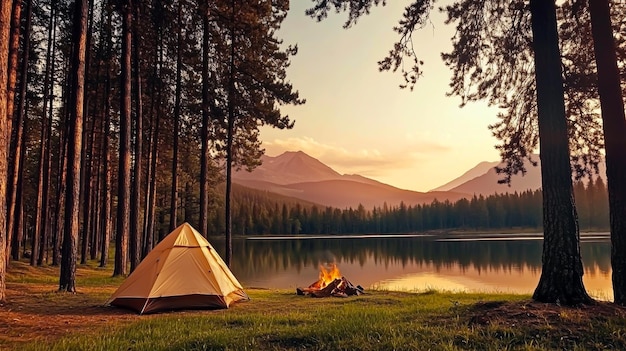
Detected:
left=233, top=151, right=604, bottom=209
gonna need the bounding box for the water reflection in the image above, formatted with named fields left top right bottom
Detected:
left=211, top=233, right=612, bottom=301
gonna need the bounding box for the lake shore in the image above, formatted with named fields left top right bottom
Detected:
left=2, top=260, right=625, bottom=350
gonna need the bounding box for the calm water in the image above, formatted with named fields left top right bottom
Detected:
left=214, top=232, right=613, bottom=301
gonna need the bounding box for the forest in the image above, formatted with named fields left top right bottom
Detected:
left=0, top=0, right=625, bottom=307
left=225, top=177, right=609, bottom=235
left=0, top=0, right=305, bottom=293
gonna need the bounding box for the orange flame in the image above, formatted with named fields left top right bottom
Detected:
left=317, top=263, right=342, bottom=288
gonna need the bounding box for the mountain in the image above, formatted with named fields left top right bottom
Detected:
left=448, top=159, right=543, bottom=196
left=436, top=155, right=607, bottom=196
left=233, top=151, right=340, bottom=185
left=233, top=151, right=468, bottom=209
left=430, top=161, right=500, bottom=192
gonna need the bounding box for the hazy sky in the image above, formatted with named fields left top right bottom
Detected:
left=260, top=1, right=503, bottom=192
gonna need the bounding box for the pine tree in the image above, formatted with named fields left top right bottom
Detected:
left=0, top=0, right=14, bottom=303
left=59, top=0, right=88, bottom=293
left=588, top=0, right=626, bottom=305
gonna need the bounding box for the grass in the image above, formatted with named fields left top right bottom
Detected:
left=2, top=261, right=626, bottom=350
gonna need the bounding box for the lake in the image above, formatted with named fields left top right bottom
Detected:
left=215, top=232, right=613, bottom=301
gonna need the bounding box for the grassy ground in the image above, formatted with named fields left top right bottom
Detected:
left=2, top=261, right=626, bottom=351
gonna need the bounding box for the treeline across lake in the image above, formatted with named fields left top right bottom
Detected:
left=220, top=177, right=610, bottom=235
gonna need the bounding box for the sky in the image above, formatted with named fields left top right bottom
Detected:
left=260, top=1, right=503, bottom=193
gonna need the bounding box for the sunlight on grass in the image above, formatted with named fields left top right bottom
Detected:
left=4, top=261, right=626, bottom=351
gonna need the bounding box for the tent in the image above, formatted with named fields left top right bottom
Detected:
left=106, top=222, right=249, bottom=314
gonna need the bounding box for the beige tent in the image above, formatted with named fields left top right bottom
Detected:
left=106, top=222, right=249, bottom=314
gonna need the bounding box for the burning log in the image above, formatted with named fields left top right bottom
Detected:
left=296, top=264, right=365, bottom=298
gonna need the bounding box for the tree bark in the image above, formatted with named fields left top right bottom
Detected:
left=530, top=0, right=591, bottom=305
left=200, top=0, right=211, bottom=237
left=5, top=0, right=22, bottom=264
left=12, top=130, right=24, bottom=262
left=5, top=0, right=20, bottom=145
left=52, top=58, right=70, bottom=267
left=44, top=1, right=58, bottom=265
left=169, top=0, right=182, bottom=232
left=143, top=111, right=159, bottom=256
left=224, top=0, right=237, bottom=266
left=129, top=0, right=143, bottom=272
left=79, top=0, right=94, bottom=265
left=13, top=0, right=32, bottom=264
left=59, top=0, right=88, bottom=293
left=0, top=0, right=14, bottom=303
left=114, top=0, right=132, bottom=277
left=99, top=58, right=112, bottom=268
left=90, top=122, right=101, bottom=260
left=144, top=16, right=164, bottom=251
left=142, top=91, right=155, bottom=257
left=588, top=0, right=626, bottom=305
left=99, top=0, right=113, bottom=268
left=99, top=94, right=112, bottom=268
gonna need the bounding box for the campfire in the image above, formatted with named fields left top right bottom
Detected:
left=296, top=263, right=364, bottom=298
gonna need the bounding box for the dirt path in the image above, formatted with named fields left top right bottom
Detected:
left=0, top=282, right=144, bottom=348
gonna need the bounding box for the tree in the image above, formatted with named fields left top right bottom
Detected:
left=5, top=0, right=23, bottom=264
left=169, top=0, right=183, bottom=232
left=0, top=0, right=14, bottom=303
left=588, top=0, right=626, bottom=305
left=13, top=0, right=31, bottom=265
left=99, top=0, right=113, bottom=268
left=199, top=0, right=212, bottom=237
left=214, top=0, right=304, bottom=265
left=528, top=0, right=590, bottom=304
left=59, top=0, right=88, bottom=293
left=129, top=0, right=143, bottom=272
left=114, top=0, right=132, bottom=277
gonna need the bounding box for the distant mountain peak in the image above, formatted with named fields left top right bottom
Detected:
left=235, top=150, right=340, bottom=185
left=430, top=160, right=500, bottom=192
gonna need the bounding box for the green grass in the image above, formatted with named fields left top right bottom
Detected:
left=4, top=261, right=626, bottom=351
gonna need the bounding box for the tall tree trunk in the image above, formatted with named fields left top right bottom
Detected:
left=146, top=16, right=165, bottom=248
left=59, top=0, right=88, bottom=293
left=80, top=118, right=95, bottom=265
left=129, top=0, right=143, bottom=271
left=82, top=115, right=99, bottom=263
left=98, top=0, right=112, bottom=268
left=200, top=0, right=211, bottom=237
left=530, top=0, right=591, bottom=305
left=5, top=0, right=22, bottom=262
left=13, top=0, right=32, bottom=266
left=45, top=2, right=58, bottom=265
left=142, top=90, right=155, bottom=257
left=89, top=7, right=106, bottom=260
left=99, top=93, right=112, bottom=268
left=169, top=0, right=182, bottom=232
left=52, top=58, right=69, bottom=267
left=224, top=0, right=236, bottom=266
left=79, top=0, right=94, bottom=265
left=34, top=0, right=54, bottom=264
left=5, top=0, right=20, bottom=145
left=0, top=0, right=14, bottom=303
left=90, top=132, right=101, bottom=261
left=114, top=0, right=132, bottom=277
left=12, top=125, right=24, bottom=261
left=99, top=45, right=112, bottom=268
left=588, top=0, right=626, bottom=305
left=145, top=104, right=160, bottom=249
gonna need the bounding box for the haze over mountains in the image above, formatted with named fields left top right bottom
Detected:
left=431, top=156, right=544, bottom=195
left=234, top=151, right=606, bottom=209
left=233, top=151, right=468, bottom=209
